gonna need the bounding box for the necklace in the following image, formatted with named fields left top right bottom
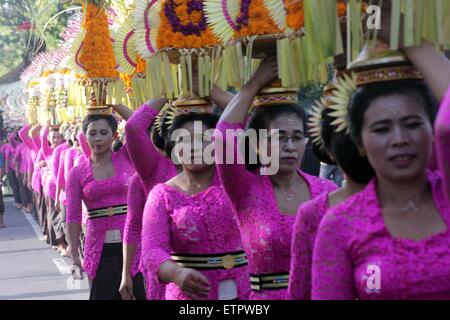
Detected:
left=283, top=181, right=299, bottom=201
left=285, top=190, right=295, bottom=201
left=400, top=200, right=420, bottom=213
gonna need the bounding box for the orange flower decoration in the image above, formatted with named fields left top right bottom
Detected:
left=135, top=55, right=147, bottom=74
left=286, top=0, right=304, bottom=31
left=120, top=73, right=132, bottom=90
left=79, top=3, right=118, bottom=79
left=235, top=0, right=281, bottom=37
left=285, top=1, right=348, bottom=31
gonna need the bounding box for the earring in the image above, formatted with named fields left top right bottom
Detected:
left=358, top=148, right=366, bottom=157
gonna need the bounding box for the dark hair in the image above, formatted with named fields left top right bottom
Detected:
left=319, top=107, right=375, bottom=184
left=245, top=103, right=308, bottom=171
left=82, top=114, right=118, bottom=134
left=112, top=139, right=123, bottom=152
left=164, top=113, right=219, bottom=159
left=349, top=80, right=438, bottom=145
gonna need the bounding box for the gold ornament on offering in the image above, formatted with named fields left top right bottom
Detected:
left=252, top=83, right=299, bottom=108
left=26, top=82, right=41, bottom=125
left=164, top=95, right=214, bottom=127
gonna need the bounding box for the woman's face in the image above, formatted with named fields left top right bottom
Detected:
left=263, top=113, right=307, bottom=175
left=86, top=119, right=116, bottom=155
left=48, top=130, right=63, bottom=148
left=172, top=120, right=214, bottom=173
left=360, top=93, right=433, bottom=184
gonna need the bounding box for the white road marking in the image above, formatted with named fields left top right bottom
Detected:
left=22, top=211, right=45, bottom=241
left=54, top=259, right=89, bottom=291
left=53, top=258, right=71, bottom=275
left=10, top=202, right=89, bottom=294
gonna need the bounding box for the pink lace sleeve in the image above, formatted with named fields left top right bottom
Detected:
left=34, top=149, right=44, bottom=171
left=77, top=132, right=91, bottom=158
left=311, top=210, right=355, bottom=300
left=40, top=127, right=52, bottom=158
left=288, top=194, right=328, bottom=300
left=124, top=175, right=146, bottom=246
left=64, top=150, right=75, bottom=182
left=14, top=145, right=22, bottom=163
left=435, top=86, right=450, bottom=204
left=141, top=184, right=172, bottom=279
left=32, top=134, right=41, bottom=150
left=56, top=150, right=66, bottom=191
left=51, top=146, right=63, bottom=179
left=66, top=166, right=83, bottom=225
left=215, top=121, right=259, bottom=210
left=18, top=125, right=34, bottom=151
left=125, top=104, right=161, bottom=184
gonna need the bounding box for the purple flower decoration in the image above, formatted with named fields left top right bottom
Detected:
left=235, top=0, right=251, bottom=30
left=164, top=0, right=208, bottom=36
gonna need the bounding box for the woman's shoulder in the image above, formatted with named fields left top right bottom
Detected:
left=300, top=171, right=338, bottom=196
left=427, top=170, right=450, bottom=208
left=296, top=192, right=330, bottom=231
left=129, top=172, right=143, bottom=184
left=322, top=180, right=379, bottom=230
left=149, top=182, right=170, bottom=198
left=146, top=183, right=172, bottom=210
left=70, top=157, right=91, bottom=175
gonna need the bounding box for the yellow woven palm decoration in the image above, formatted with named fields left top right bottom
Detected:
left=134, top=0, right=162, bottom=58
left=154, top=102, right=172, bottom=132
left=264, top=0, right=287, bottom=31
left=114, top=18, right=139, bottom=75
left=307, top=97, right=327, bottom=150
left=68, top=31, right=87, bottom=76
left=204, top=0, right=241, bottom=44
left=328, top=73, right=357, bottom=133
left=163, top=103, right=178, bottom=128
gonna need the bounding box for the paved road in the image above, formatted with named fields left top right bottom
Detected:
left=0, top=197, right=89, bottom=300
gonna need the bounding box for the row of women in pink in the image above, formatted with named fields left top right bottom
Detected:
left=310, top=41, right=450, bottom=299
left=214, top=58, right=337, bottom=300
left=2, top=133, right=22, bottom=208
left=66, top=105, right=146, bottom=300
left=121, top=100, right=177, bottom=300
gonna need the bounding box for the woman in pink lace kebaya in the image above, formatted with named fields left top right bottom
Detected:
left=66, top=105, right=146, bottom=300
left=311, top=42, right=450, bottom=300
left=141, top=104, right=251, bottom=300
left=120, top=99, right=177, bottom=300
left=214, top=58, right=336, bottom=300
left=40, top=126, right=64, bottom=248
left=121, top=90, right=235, bottom=300
left=287, top=105, right=375, bottom=300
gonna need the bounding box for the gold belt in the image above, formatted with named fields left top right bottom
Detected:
left=87, top=205, right=127, bottom=220
left=250, top=272, right=290, bottom=291
left=171, top=251, right=247, bottom=270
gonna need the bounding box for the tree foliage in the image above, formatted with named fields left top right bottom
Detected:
left=0, top=0, right=73, bottom=77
